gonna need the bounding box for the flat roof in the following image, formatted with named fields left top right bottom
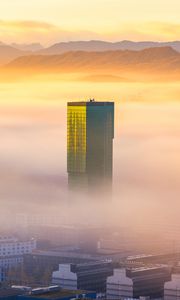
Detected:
left=23, top=289, right=93, bottom=299
left=28, top=249, right=122, bottom=260
left=129, top=265, right=168, bottom=272
left=68, top=100, right=114, bottom=106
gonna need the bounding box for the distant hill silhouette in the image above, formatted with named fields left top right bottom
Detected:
left=11, top=43, right=44, bottom=52
left=5, top=47, right=180, bottom=73
left=1, top=39, right=180, bottom=68
left=0, top=45, right=30, bottom=65
left=37, top=40, right=180, bottom=55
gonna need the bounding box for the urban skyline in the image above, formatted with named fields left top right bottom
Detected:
left=0, top=0, right=180, bottom=299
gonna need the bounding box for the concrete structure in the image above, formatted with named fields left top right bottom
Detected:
left=52, top=261, right=113, bottom=293
left=24, top=247, right=126, bottom=283
left=0, top=236, right=36, bottom=282
left=164, top=274, right=180, bottom=300
left=0, top=237, right=36, bottom=257
left=127, top=252, right=180, bottom=265
left=52, top=264, right=77, bottom=290
left=107, top=266, right=171, bottom=299
left=107, top=269, right=133, bottom=299
left=67, top=100, right=114, bottom=193
left=24, top=249, right=96, bottom=281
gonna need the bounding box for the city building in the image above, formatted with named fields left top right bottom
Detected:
left=0, top=237, right=36, bottom=257
left=24, top=247, right=129, bottom=284
left=52, top=261, right=113, bottom=293
left=18, top=285, right=96, bottom=300
left=107, top=269, right=133, bottom=299
left=0, top=236, right=36, bottom=282
left=126, top=252, right=180, bottom=265
left=164, top=273, right=180, bottom=300
left=24, top=249, right=96, bottom=280
left=67, top=100, right=114, bottom=193
left=106, top=266, right=171, bottom=299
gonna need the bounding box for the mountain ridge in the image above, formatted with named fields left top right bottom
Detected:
left=11, top=43, right=44, bottom=52
left=5, top=47, right=180, bottom=71
left=0, top=45, right=30, bottom=65
left=1, top=40, right=180, bottom=66
left=37, top=40, right=180, bottom=55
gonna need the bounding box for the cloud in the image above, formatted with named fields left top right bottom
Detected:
left=0, top=19, right=180, bottom=45
left=107, top=22, right=180, bottom=41
left=129, top=21, right=180, bottom=41
left=0, top=20, right=57, bottom=31
left=0, top=20, right=100, bottom=45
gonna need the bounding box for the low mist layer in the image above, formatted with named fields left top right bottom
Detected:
left=0, top=79, right=180, bottom=253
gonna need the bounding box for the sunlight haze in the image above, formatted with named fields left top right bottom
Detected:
left=0, top=0, right=180, bottom=44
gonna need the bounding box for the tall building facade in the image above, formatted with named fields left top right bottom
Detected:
left=67, top=100, right=114, bottom=193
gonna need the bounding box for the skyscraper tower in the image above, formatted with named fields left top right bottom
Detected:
left=67, top=99, right=114, bottom=193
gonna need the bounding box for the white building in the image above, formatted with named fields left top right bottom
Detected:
left=107, top=268, right=133, bottom=299
left=107, top=266, right=170, bottom=300
left=164, top=274, right=180, bottom=300
left=52, top=264, right=77, bottom=290
left=0, top=236, right=36, bottom=256
left=0, top=236, right=36, bottom=282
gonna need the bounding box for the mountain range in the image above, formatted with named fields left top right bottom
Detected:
left=0, top=44, right=30, bottom=65
left=0, top=40, right=180, bottom=66
left=11, top=43, right=44, bottom=52
left=0, top=42, right=43, bottom=65
left=5, top=46, right=180, bottom=72
left=37, top=40, right=180, bottom=55
left=1, top=41, right=180, bottom=81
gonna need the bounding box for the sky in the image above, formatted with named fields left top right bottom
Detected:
left=0, top=0, right=180, bottom=45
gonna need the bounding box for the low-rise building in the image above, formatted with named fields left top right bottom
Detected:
left=164, top=274, right=180, bottom=300
left=0, top=236, right=36, bottom=282
left=0, top=237, right=36, bottom=257
left=106, top=266, right=171, bottom=299
left=52, top=261, right=113, bottom=293
left=24, top=246, right=127, bottom=282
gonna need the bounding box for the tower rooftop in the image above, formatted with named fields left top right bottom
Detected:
left=68, top=99, right=114, bottom=106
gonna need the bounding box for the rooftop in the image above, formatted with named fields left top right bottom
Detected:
left=68, top=99, right=114, bottom=106
left=29, top=249, right=123, bottom=261
left=128, top=264, right=168, bottom=273
left=21, top=289, right=93, bottom=299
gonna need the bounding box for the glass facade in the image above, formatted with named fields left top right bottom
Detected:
left=67, top=101, right=114, bottom=193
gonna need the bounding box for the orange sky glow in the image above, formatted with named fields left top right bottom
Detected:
left=0, top=0, right=180, bottom=44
